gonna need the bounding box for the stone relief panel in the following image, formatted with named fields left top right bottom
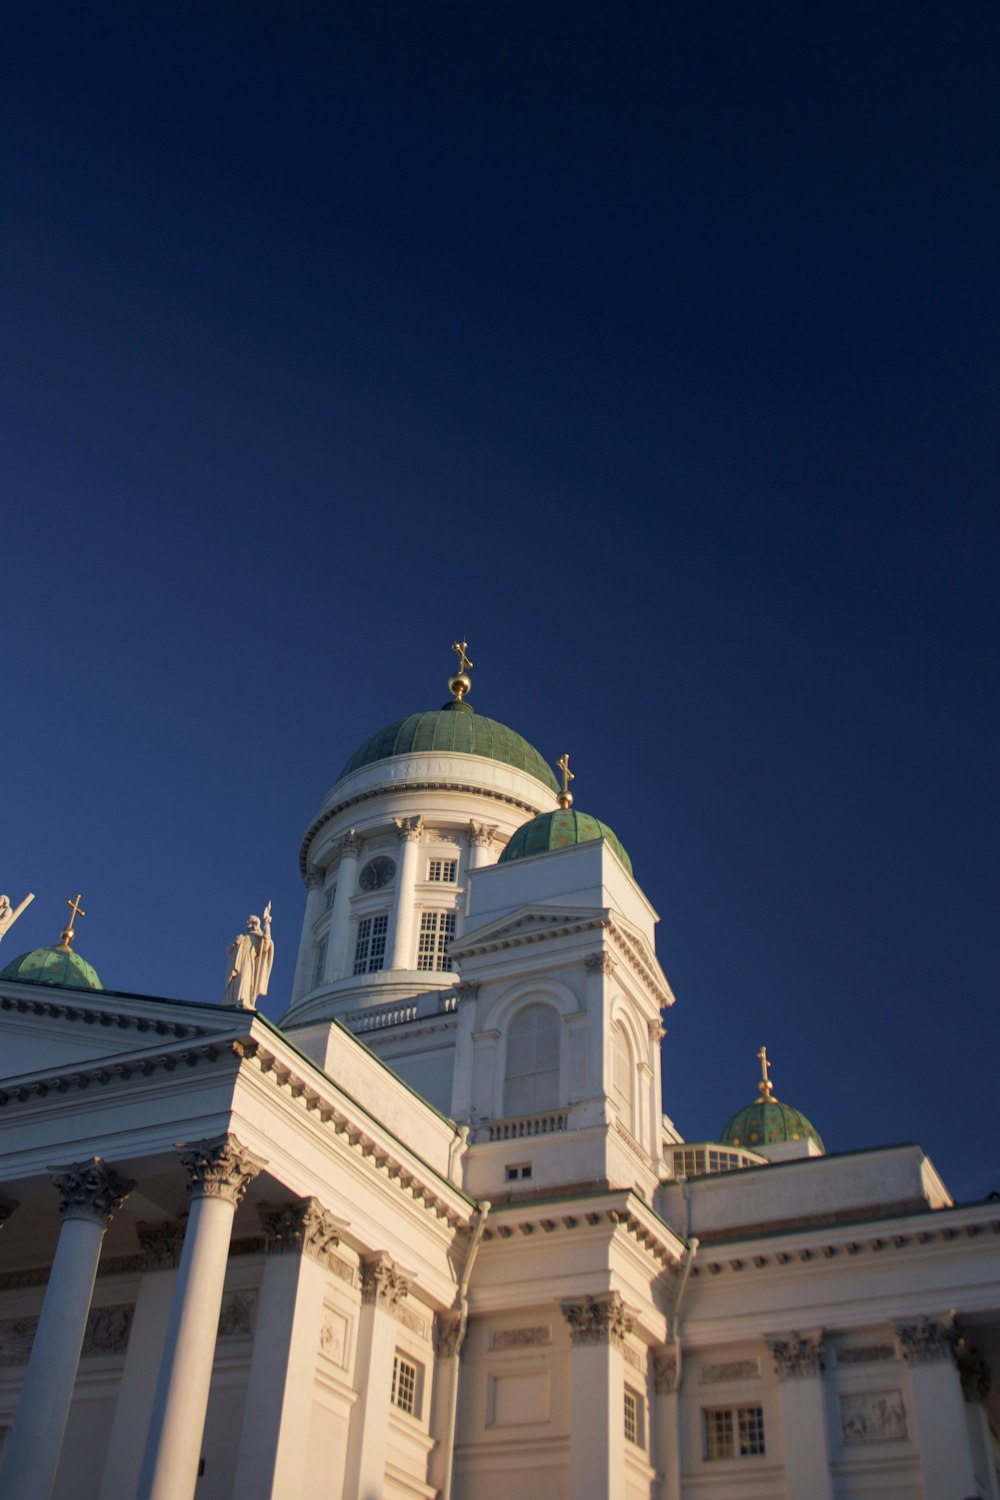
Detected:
left=0, top=1302, right=136, bottom=1366
left=701, top=1358, right=760, bottom=1383
left=840, top=1390, right=907, bottom=1444
left=490, top=1326, right=551, bottom=1351
left=217, top=1289, right=257, bottom=1341
left=318, top=1304, right=351, bottom=1368
left=836, top=1344, right=895, bottom=1365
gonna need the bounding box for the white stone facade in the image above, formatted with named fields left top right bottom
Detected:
left=0, top=711, right=996, bottom=1499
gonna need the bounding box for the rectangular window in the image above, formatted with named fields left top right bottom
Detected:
left=312, top=938, right=328, bottom=988
left=504, top=1163, right=532, bottom=1182
left=427, top=859, right=457, bottom=883
left=704, top=1405, right=765, bottom=1460
left=391, top=1353, right=419, bottom=1416
left=324, top=885, right=336, bottom=911
left=353, top=914, right=389, bottom=975
left=416, top=910, right=456, bottom=971
left=624, top=1387, right=645, bottom=1446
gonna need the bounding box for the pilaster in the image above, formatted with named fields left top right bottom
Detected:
left=652, top=1345, right=680, bottom=1500
left=562, top=1292, right=632, bottom=1500
left=893, top=1314, right=979, bottom=1499
left=766, top=1330, right=833, bottom=1500
left=343, top=1253, right=412, bottom=1500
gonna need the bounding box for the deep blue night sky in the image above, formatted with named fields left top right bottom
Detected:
left=3, top=4, right=998, bottom=1200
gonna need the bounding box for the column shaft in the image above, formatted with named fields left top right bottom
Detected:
left=563, top=1295, right=630, bottom=1500
left=326, top=837, right=362, bottom=979
left=387, top=820, right=422, bottom=969
left=291, top=871, right=326, bottom=1000
left=343, top=1255, right=410, bottom=1500
left=767, top=1332, right=832, bottom=1500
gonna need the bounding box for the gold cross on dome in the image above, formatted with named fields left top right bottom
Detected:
left=556, top=753, right=575, bottom=808
left=757, top=1045, right=775, bottom=1101
left=451, top=640, right=473, bottom=674
left=61, top=893, right=86, bottom=950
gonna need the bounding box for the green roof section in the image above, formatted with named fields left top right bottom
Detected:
left=0, top=945, right=103, bottom=991
left=498, top=808, right=633, bottom=876
left=339, top=702, right=560, bottom=793
left=720, top=1098, right=824, bottom=1153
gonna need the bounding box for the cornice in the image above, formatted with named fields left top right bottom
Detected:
left=481, top=1191, right=684, bottom=1271
left=0, top=991, right=206, bottom=1039
left=240, top=1040, right=472, bottom=1231
left=0, top=1037, right=238, bottom=1107
left=689, top=1212, right=1000, bottom=1279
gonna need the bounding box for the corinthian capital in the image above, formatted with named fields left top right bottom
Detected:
left=468, top=821, right=498, bottom=849
left=361, top=1251, right=410, bottom=1308
left=893, top=1314, right=958, bottom=1365
left=653, top=1345, right=679, bottom=1394
left=258, top=1198, right=345, bottom=1266
left=394, top=816, right=424, bottom=844
left=177, top=1135, right=266, bottom=1208
left=767, top=1330, right=825, bottom=1378
left=305, top=865, right=326, bottom=891
left=50, top=1158, right=135, bottom=1225
left=584, top=952, right=615, bottom=976
left=561, top=1291, right=633, bottom=1348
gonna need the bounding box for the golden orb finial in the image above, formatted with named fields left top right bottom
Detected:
left=756, top=1045, right=776, bottom=1102
left=556, top=753, right=575, bottom=809
left=449, top=640, right=474, bottom=701
left=60, top=893, right=86, bottom=951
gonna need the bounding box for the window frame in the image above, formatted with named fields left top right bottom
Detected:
left=703, top=1404, right=766, bottom=1461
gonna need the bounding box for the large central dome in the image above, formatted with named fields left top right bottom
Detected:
left=339, top=701, right=559, bottom=793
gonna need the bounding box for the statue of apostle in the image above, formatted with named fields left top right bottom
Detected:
left=223, top=902, right=274, bottom=1009
left=0, top=893, right=35, bottom=946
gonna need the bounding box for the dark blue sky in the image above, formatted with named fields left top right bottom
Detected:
left=3, top=3, right=998, bottom=1200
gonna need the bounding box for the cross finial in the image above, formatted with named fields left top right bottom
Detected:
left=757, top=1045, right=775, bottom=1101
left=451, top=640, right=473, bottom=675
left=61, top=893, right=86, bottom=951
left=556, top=752, right=575, bottom=809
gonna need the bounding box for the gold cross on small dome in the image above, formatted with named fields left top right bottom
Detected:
left=61, top=893, right=86, bottom=950
left=556, top=753, right=575, bottom=809
left=756, top=1045, right=775, bottom=1101
left=451, top=640, right=473, bottom=674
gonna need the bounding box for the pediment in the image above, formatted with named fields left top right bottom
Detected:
left=0, top=982, right=243, bottom=1083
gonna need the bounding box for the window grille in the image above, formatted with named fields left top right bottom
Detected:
left=324, top=885, right=336, bottom=911
left=427, top=859, right=457, bottom=883
left=504, top=1004, right=560, bottom=1115
left=704, top=1406, right=765, bottom=1460
left=353, top=914, right=389, bottom=975
left=416, top=911, right=456, bottom=971
left=391, top=1354, right=419, bottom=1416
left=312, top=939, right=328, bottom=988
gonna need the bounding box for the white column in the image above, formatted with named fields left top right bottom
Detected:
left=99, top=1221, right=185, bottom=1500
left=466, top=821, right=497, bottom=872
left=387, top=817, right=423, bottom=969
left=0, top=1160, right=132, bottom=1500
left=766, top=1332, right=833, bottom=1500
left=583, top=952, right=614, bottom=1100
left=232, top=1199, right=346, bottom=1499
left=562, top=1293, right=630, bottom=1500
left=326, top=831, right=363, bottom=979
left=894, top=1316, right=979, bottom=1500
left=428, top=1312, right=462, bottom=1495
left=136, top=1136, right=265, bottom=1500
left=291, top=866, right=326, bottom=1001
left=647, top=1019, right=665, bottom=1172
left=343, top=1253, right=410, bottom=1500
left=651, top=1346, right=680, bottom=1500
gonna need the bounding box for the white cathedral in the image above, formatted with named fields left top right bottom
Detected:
left=0, top=650, right=996, bottom=1500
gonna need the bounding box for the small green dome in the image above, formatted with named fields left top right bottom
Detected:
left=498, top=808, right=633, bottom=876
left=720, top=1098, right=824, bottom=1153
left=339, top=702, right=559, bottom=793
left=0, top=945, right=103, bottom=991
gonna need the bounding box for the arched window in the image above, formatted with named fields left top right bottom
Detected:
left=611, top=1023, right=633, bottom=1123
left=504, top=1004, right=561, bottom=1116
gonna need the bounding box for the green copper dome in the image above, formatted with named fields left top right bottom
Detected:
left=498, top=808, right=633, bottom=875
left=720, top=1098, right=824, bottom=1153
left=339, top=702, right=560, bottom=793
left=0, top=945, right=103, bottom=991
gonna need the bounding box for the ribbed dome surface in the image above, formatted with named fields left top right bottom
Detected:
left=498, top=808, right=633, bottom=875
left=720, top=1098, right=824, bottom=1152
left=339, top=703, right=559, bottom=792
left=0, top=945, right=103, bottom=991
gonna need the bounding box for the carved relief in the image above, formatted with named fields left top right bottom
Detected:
left=81, top=1304, right=134, bottom=1357
left=394, top=816, right=424, bottom=844
left=455, top=981, right=480, bottom=1002
left=893, top=1315, right=957, bottom=1364
left=701, top=1358, right=760, bottom=1383
left=258, top=1198, right=343, bottom=1266
left=435, top=1312, right=464, bottom=1359
left=647, top=1018, right=666, bottom=1043
left=136, top=1219, right=186, bottom=1271
left=561, top=1292, right=632, bottom=1349
left=319, top=1305, right=350, bottom=1366
left=490, top=1326, right=551, bottom=1351
left=51, top=1158, right=135, bottom=1225
left=836, top=1344, right=895, bottom=1365
left=468, top=821, right=498, bottom=848
left=767, top=1331, right=825, bottom=1378
left=583, top=953, right=615, bottom=976
left=217, top=1289, right=257, bottom=1340
left=338, top=830, right=364, bottom=859
left=0, top=1317, right=38, bottom=1366
left=397, top=1304, right=428, bottom=1338
left=360, top=1252, right=409, bottom=1309
left=840, top=1390, right=907, bottom=1443
left=653, top=1346, right=679, bottom=1394
left=305, top=865, right=326, bottom=891
left=623, top=1343, right=644, bottom=1372
left=177, top=1136, right=265, bottom=1208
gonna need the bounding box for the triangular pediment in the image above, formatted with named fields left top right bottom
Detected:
left=0, top=980, right=247, bottom=1082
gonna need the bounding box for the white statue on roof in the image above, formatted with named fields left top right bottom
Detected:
left=0, top=893, right=34, bottom=946
left=223, top=902, right=274, bottom=1009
